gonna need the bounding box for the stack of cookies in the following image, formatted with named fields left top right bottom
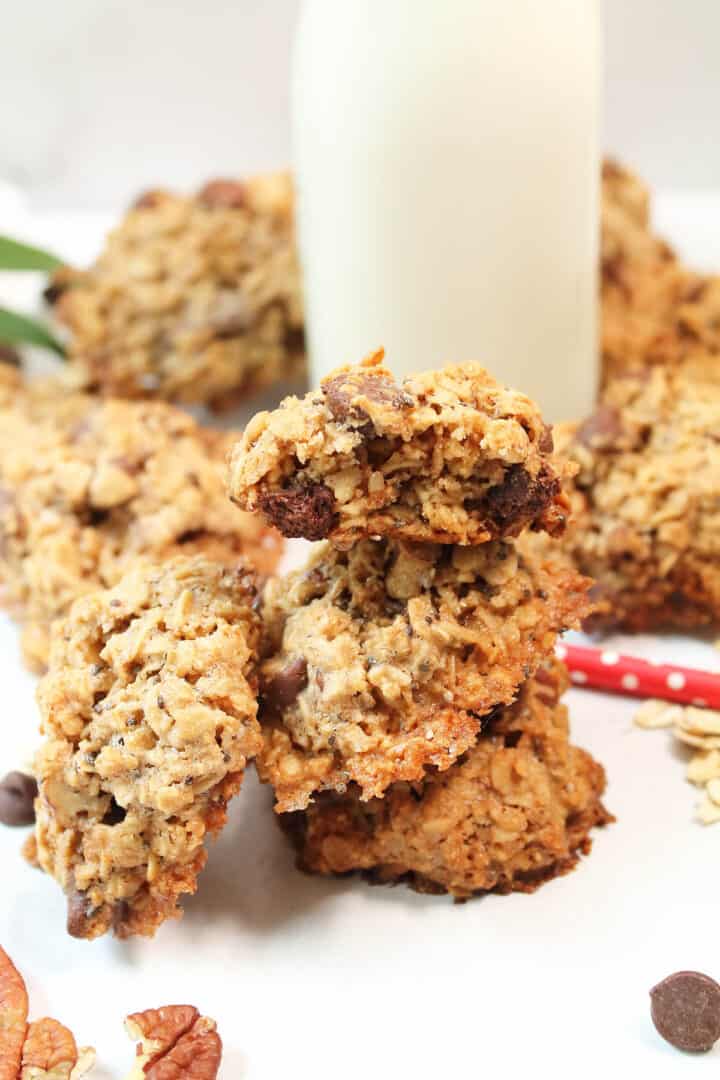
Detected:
left=229, top=350, right=611, bottom=897
left=19, top=352, right=610, bottom=939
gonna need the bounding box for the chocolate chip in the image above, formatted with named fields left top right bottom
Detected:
left=0, top=771, right=38, bottom=826
left=323, top=373, right=414, bottom=424
left=575, top=404, right=622, bottom=450
left=480, top=464, right=560, bottom=533
left=42, top=280, right=67, bottom=306
left=257, top=483, right=338, bottom=540
left=284, top=325, right=306, bottom=354
left=650, top=971, right=720, bottom=1053
left=66, top=890, right=91, bottom=938
left=538, top=424, right=554, bottom=454
left=0, top=344, right=21, bottom=368
left=261, top=658, right=308, bottom=715
left=197, top=179, right=248, bottom=209
left=101, top=797, right=127, bottom=826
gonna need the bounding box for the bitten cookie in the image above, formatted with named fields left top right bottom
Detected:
left=28, top=556, right=262, bottom=939
left=229, top=349, right=568, bottom=547
left=282, top=660, right=611, bottom=898
left=46, top=173, right=304, bottom=409
left=0, top=368, right=282, bottom=670
left=527, top=366, right=720, bottom=631
left=257, top=537, right=591, bottom=811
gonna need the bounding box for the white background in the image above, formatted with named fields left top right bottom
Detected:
left=1, top=0, right=720, bottom=207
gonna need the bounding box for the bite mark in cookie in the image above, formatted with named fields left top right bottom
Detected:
left=230, top=350, right=567, bottom=546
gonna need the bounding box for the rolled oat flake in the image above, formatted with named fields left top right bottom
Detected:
left=650, top=970, right=720, bottom=1052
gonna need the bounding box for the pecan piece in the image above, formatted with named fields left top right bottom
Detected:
left=197, top=179, right=247, bottom=210
left=0, top=946, right=28, bottom=1080
left=124, top=1008, right=222, bottom=1080
left=124, top=1006, right=199, bottom=1071
left=21, top=1016, right=94, bottom=1079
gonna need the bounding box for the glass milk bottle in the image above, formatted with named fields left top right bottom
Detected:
left=292, top=0, right=601, bottom=421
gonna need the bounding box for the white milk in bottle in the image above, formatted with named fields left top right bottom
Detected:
left=292, top=0, right=601, bottom=421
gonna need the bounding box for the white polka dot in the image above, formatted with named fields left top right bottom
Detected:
left=621, top=673, right=639, bottom=691
left=555, top=644, right=567, bottom=660
left=570, top=670, right=587, bottom=684
left=667, top=672, right=686, bottom=691
left=600, top=650, right=619, bottom=666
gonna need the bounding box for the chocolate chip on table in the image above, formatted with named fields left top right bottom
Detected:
left=197, top=179, right=248, bottom=210
left=262, top=658, right=309, bottom=715
left=257, top=483, right=338, bottom=541
left=0, top=771, right=38, bottom=826
left=650, top=970, right=720, bottom=1053
left=0, top=344, right=21, bottom=368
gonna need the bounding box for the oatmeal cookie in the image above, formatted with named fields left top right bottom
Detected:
left=0, top=371, right=282, bottom=670
left=282, top=661, right=610, bottom=898
left=257, top=537, right=591, bottom=811
left=46, top=173, right=304, bottom=408
left=528, top=366, right=720, bottom=630
left=28, top=556, right=262, bottom=939
left=600, top=159, right=720, bottom=384
left=229, top=349, right=568, bottom=547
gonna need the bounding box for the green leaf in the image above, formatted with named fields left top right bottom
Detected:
left=0, top=234, right=64, bottom=272
left=0, top=307, right=65, bottom=357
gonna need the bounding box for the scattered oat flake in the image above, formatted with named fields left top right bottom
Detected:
left=676, top=706, right=720, bottom=736
left=697, top=794, right=720, bottom=825
left=633, top=699, right=681, bottom=729
left=687, top=750, right=720, bottom=785
left=706, top=778, right=720, bottom=806
left=673, top=728, right=720, bottom=750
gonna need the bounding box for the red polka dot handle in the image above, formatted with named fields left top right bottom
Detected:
left=556, top=643, right=720, bottom=708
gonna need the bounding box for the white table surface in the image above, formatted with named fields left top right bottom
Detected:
left=0, top=188, right=719, bottom=1078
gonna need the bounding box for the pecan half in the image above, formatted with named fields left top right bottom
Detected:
left=124, top=1006, right=199, bottom=1071
left=125, top=1008, right=222, bottom=1080
left=21, top=1017, right=79, bottom=1079
left=0, top=946, right=28, bottom=1080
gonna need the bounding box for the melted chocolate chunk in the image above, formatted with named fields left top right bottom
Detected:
left=258, top=483, right=337, bottom=540
left=480, top=465, right=560, bottom=533
left=261, top=657, right=309, bottom=716
left=323, top=372, right=414, bottom=423
left=650, top=971, right=720, bottom=1053
left=0, top=771, right=37, bottom=826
